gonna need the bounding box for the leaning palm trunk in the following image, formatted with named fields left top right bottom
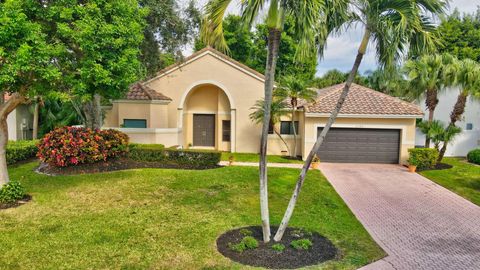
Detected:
left=0, top=93, right=26, bottom=187
left=273, top=30, right=371, bottom=242
left=438, top=91, right=467, bottom=162
left=274, top=128, right=291, bottom=156
left=259, top=28, right=282, bottom=243
left=424, top=89, right=438, bottom=148
left=291, top=105, right=297, bottom=158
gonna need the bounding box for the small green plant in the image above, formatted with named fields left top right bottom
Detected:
left=229, top=236, right=258, bottom=253
left=467, top=149, right=480, bottom=165
left=271, top=243, right=285, bottom=252
left=0, top=181, right=26, bottom=204
left=239, top=228, right=252, bottom=236
left=291, top=239, right=313, bottom=250
left=291, top=228, right=313, bottom=238
left=408, top=148, right=438, bottom=169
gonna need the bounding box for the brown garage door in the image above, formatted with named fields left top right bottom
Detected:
left=317, top=128, right=400, bottom=164
left=193, top=114, right=215, bottom=147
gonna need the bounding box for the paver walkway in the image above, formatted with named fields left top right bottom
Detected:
left=320, top=163, right=480, bottom=270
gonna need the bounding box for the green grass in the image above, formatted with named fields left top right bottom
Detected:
left=420, top=157, right=480, bottom=206
left=0, top=162, right=384, bottom=269
left=221, top=152, right=304, bottom=164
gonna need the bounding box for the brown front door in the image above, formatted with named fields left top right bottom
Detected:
left=193, top=114, right=215, bottom=147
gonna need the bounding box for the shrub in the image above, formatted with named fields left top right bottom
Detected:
left=272, top=243, right=285, bottom=252
left=239, top=228, right=253, bottom=236
left=408, top=148, right=439, bottom=169
left=229, top=236, right=259, bottom=253
left=467, top=149, right=480, bottom=165
left=128, top=144, right=221, bottom=169
left=0, top=181, right=26, bottom=204
left=291, top=239, right=313, bottom=250
left=6, top=140, right=38, bottom=165
left=37, top=127, right=129, bottom=167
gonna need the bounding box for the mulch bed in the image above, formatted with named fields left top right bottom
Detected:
left=0, top=195, right=32, bottom=210
left=217, top=226, right=338, bottom=269
left=36, top=158, right=220, bottom=176
left=417, top=163, right=453, bottom=172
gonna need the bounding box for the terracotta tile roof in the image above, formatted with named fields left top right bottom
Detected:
left=151, top=46, right=265, bottom=81
left=125, top=83, right=172, bottom=101
left=303, top=83, right=423, bottom=116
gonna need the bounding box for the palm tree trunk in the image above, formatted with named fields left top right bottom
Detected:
left=274, top=128, right=291, bottom=156
left=259, top=28, right=281, bottom=243
left=0, top=93, right=26, bottom=187
left=273, top=29, right=371, bottom=242
left=291, top=107, right=297, bottom=158
left=438, top=91, right=468, bottom=162
left=424, top=89, right=438, bottom=148
left=32, top=96, right=40, bottom=140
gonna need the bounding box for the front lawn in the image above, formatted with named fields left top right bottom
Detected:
left=420, top=157, right=480, bottom=206
left=0, top=162, right=384, bottom=269
left=221, top=152, right=305, bottom=164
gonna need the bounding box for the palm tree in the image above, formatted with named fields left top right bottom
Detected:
left=274, top=0, right=447, bottom=241
left=201, top=0, right=350, bottom=242
left=438, top=59, right=480, bottom=161
left=404, top=53, right=458, bottom=147
left=249, top=97, right=291, bottom=155
left=277, top=75, right=317, bottom=157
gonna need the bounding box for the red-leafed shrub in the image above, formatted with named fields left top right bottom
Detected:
left=37, top=127, right=129, bottom=167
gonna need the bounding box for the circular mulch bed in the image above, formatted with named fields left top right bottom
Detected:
left=217, top=226, right=338, bottom=269
left=0, top=195, right=32, bottom=210
left=36, top=158, right=220, bottom=176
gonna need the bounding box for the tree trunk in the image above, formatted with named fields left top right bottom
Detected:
left=83, top=101, right=94, bottom=129
left=274, top=128, right=290, bottom=156
left=93, top=93, right=102, bottom=129
left=424, top=89, right=438, bottom=148
left=291, top=105, right=297, bottom=158
left=0, top=93, right=26, bottom=187
left=258, top=28, right=281, bottom=243
left=273, top=29, right=371, bottom=242
left=437, top=91, right=468, bottom=163
left=32, top=96, right=40, bottom=140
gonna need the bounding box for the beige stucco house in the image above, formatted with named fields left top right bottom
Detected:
left=104, top=47, right=423, bottom=164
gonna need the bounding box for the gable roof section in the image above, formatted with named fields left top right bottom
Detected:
left=125, top=83, right=172, bottom=101
left=145, top=46, right=265, bottom=83
left=303, top=83, right=423, bottom=117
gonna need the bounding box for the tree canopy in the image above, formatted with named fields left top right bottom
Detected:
left=196, top=15, right=318, bottom=81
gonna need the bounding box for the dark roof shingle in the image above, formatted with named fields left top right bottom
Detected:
left=303, top=83, right=423, bottom=116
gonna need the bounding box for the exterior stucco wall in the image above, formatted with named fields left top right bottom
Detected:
left=104, top=102, right=169, bottom=129
left=7, top=105, right=33, bottom=141
left=145, top=52, right=265, bottom=153
left=303, top=117, right=417, bottom=164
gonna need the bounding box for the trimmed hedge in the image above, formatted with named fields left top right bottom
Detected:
left=129, top=144, right=221, bottom=169
left=467, top=149, right=480, bottom=165
left=6, top=140, right=38, bottom=165
left=408, top=148, right=439, bottom=169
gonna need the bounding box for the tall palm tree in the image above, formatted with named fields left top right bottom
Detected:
left=274, top=0, right=447, bottom=241
left=277, top=75, right=317, bottom=157
left=438, top=59, right=480, bottom=161
left=201, top=0, right=350, bottom=242
left=404, top=53, right=458, bottom=147
left=249, top=97, right=291, bottom=155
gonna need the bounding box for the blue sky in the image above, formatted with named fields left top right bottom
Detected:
left=190, top=0, right=480, bottom=76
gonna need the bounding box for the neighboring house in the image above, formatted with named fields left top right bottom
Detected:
left=415, top=88, right=480, bottom=156
left=104, top=47, right=423, bottom=164
left=4, top=94, right=33, bottom=141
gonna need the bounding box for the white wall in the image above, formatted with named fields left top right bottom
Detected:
left=415, top=87, right=480, bottom=156
left=7, top=108, right=17, bottom=141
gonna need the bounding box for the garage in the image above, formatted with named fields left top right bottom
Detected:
left=317, top=127, right=401, bottom=164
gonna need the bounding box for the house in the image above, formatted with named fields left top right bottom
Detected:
left=104, top=47, right=423, bottom=164
left=4, top=93, right=33, bottom=141
left=415, top=88, right=480, bottom=156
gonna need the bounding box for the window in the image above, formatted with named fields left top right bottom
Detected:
left=466, top=123, right=473, bottom=130
left=123, top=119, right=147, bottom=128
left=222, top=120, right=231, bottom=141
left=280, top=121, right=299, bottom=135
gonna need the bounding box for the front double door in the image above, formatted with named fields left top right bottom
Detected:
left=193, top=114, right=215, bottom=147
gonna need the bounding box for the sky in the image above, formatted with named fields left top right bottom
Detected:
left=188, top=0, right=480, bottom=76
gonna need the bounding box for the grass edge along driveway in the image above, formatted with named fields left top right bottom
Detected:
left=0, top=162, right=384, bottom=269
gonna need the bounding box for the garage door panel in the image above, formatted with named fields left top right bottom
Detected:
left=317, top=128, right=400, bottom=164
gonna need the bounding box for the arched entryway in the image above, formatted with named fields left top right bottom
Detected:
left=181, top=83, right=234, bottom=151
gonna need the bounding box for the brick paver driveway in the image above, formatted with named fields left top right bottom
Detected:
left=319, top=163, right=480, bottom=270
